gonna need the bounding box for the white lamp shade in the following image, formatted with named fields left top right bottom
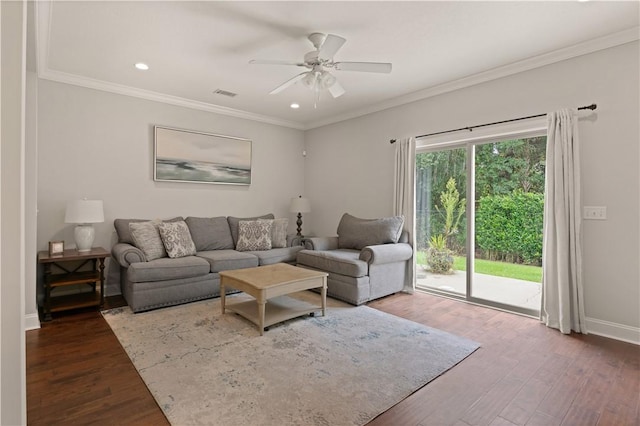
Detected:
left=290, top=197, right=311, bottom=213
left=65, top=199, right=104, bottom=224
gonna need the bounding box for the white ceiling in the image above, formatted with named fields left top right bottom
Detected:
left=34, top=1, right=639, bottom=130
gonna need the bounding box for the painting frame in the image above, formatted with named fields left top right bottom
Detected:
left=153, top=126, right=252, bottom=185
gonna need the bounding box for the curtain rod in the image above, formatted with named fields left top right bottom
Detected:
left=389, top=103, right=597, bottom=144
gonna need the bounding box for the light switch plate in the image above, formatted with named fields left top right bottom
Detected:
left=583, top=206, right=607, bottom=220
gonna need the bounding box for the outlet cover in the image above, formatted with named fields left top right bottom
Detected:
left=583, top=206, right=607, bottom=220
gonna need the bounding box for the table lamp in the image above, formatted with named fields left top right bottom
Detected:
left=289, top=196, right=311, bottom=237
left=64, top=199, right=104, bottom=252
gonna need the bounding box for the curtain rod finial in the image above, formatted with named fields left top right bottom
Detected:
left=390, top=139, right=396, bottom=144
left=579, top=103, right=597, bottom=111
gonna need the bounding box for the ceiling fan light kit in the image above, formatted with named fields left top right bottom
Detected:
left=251, top=33, right=392, bottom=106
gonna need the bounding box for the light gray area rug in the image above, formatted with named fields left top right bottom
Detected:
left=103, top=292, right=479, bottom=426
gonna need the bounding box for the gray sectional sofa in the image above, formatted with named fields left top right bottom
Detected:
left=109, top=214, right=303, bottom=312
left=296, top=213, right=413, bottom=305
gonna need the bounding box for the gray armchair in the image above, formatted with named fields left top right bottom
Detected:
left=296, top=213, right=413, bottom=305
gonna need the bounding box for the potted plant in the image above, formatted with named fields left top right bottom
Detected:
left=426, top=234, right=454, bottom=274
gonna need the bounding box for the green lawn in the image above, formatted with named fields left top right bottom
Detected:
left=454, top=256, right=542, bottom=283
left=417, top=252, right=542, bottom=283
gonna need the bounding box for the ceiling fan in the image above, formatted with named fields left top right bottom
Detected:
left=249, top=33, right=392, bottom=105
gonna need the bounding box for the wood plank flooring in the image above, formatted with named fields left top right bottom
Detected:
left=27, top=291, right=639, bottom=425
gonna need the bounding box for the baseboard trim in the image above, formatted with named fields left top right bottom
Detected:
left=25, top=313, right=41, bottom=331
left=586, top=317, right=639, bottom=345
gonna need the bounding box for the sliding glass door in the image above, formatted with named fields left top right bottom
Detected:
left=416, top=136, right=544, bottom=317
left=416, top=147, right=467, bottom=297
left=471, top=138, right=545, bottom=314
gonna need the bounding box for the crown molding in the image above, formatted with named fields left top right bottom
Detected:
left=38, top=68, right=306, bottom=130
left=305, top=26, right=640, bottom=130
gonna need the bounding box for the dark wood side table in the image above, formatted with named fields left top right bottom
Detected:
left=37, top=247, right=110, bottom=321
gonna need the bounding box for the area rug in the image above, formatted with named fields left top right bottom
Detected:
left=103, top=292, right=479, bottom=426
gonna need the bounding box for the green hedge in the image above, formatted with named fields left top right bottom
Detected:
left=475, top=192, right=544, bottom=265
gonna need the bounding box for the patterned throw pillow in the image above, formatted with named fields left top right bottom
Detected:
left=158, top=221, right=197, bottom=258
left=129, top=220, right=167, bottom=261
left=236, top=220, right=272, bottom=251
left=261, top=218, right=288, bottom=248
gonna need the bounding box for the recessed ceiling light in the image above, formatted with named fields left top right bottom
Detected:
left=290, top=103, right=300, bottom=109
left=135, top=63, right=149, bottom=71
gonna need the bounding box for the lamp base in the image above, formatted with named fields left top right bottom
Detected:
left=296, top=213, right=303, bottom=237
left=74, top=224, right=95, bottom=252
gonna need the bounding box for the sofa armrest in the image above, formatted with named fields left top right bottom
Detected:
left=287, top=234, right=303, bottom=247
left=303, top=237, right=339, bottom=251
left=111, top=243, right=146, bottom=267
left=359, top=243, right=413, bottom=265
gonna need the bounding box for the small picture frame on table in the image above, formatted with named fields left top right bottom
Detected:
left=48, top=241, right=64, bottom=256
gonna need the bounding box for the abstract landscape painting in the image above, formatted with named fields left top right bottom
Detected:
left=154, top=126, right=251, bottom=185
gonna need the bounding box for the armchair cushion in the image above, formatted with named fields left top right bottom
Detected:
left=337, top=213, right=404, bottom=250
left=297, top=249, right=368, bottom=278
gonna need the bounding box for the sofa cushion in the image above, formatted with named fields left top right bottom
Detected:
left=337, top=213, right=404, bottom=250
left=129, top=220, right=167, bottom=261
left=127, top=256, right=210, bottom=283
left=115, top=217, right=184, bottom=245
left=158, top=221, right=197, bottom=258
left=227, top=214, right=274, bottom=247
left=185, top=216, right=234, bottom=251
left=297, top=249, right=368, bottom=278
left=265, top=218, right=288, bottom=248
left=248, top=246, right=303, bottom=265
left=197, top=250, right=259, bottom=272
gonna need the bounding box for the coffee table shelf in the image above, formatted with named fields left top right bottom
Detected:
left=226, top=295, right=321, bottom=329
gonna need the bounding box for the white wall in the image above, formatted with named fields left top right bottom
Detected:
left=1, top=0, right=27, bottom=423
left=305, top=42, right=640, bottom=340
left=37, top=80, right=305, bottom=295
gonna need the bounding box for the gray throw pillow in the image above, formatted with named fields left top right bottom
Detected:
left=261, top=218, right=288, bottom=248
left=129, top=220, right=167, bottom=261
left=236, top=220, right=272, bottom=251
left=227, top=214, right=274, bottom=247
left=185, top=216, right=234, bottom=251
left=115, top=216, right=184, bottom=244
left=337, top=213, right=405, bottom=250
left=158, top=221, right=197, bottom=258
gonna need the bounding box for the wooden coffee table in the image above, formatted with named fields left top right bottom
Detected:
left=219, top=263, right=328, bottom=335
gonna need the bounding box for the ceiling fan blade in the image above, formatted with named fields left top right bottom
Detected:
left=318, top=34, right=346, bottom=60
left=249, top=59, right=305, bottom=66
left=328, top=80, right=345, bottom=98
left=269, top=72, right=308, bottom=95
left=334, top=62, right=392, bottom=73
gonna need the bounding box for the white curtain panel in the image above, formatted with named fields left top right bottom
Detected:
left=393, top=137, right=417, bottom=293
left=541, top=109, right=586, bottom=334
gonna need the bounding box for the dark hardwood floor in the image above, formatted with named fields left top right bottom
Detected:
left=27, top=292, right=639, bottom=425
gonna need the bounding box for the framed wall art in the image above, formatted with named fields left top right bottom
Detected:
left=154, top=126, right=252, bottom=185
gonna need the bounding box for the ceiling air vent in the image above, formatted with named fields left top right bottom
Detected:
left=213, top=89, right=237, bottom=98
